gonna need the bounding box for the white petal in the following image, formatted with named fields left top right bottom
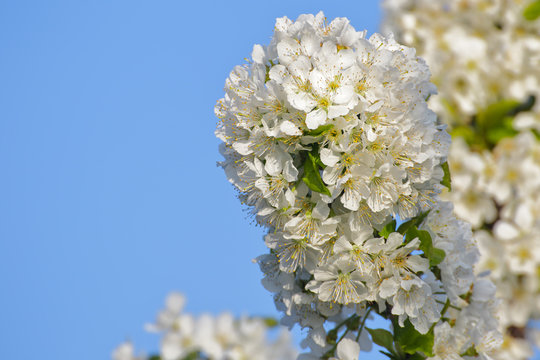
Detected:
left=494, top=221, right=519, bottom=241
left=283, top=160, right=299, bottom=181
left=306, top=108, right=327, bottom=129
left=232, top=140, right=252, bottom=155
left=312, top=200, right=330, bottom=220
left=328, top=105, right=349, bottom=119
left=280, top=120, right=302, bottom=136
left=251, top=44, right=266, bottom=64
left=320, top=148, right=340, bottom=167
left=336, top=338, right=360, bottom=360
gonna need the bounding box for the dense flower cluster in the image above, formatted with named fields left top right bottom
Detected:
left=112, top=292, right=297, bottom=360
left=383, top=0, right=540, bottom=359
left=216, top=12, right=500, bottom=359
left=446, top=135, right=540, bottom=359
left=382, top=0, right=540, bottom=128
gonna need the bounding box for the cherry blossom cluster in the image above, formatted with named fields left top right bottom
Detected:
left=112, top=292, right=297, bottom=360
left=382, top=0, right=540, bottom=129
left=383, top=0, right=540, bottom=358
left=445, top=135, right=540, bottom=359
left=216, top=12, right=500, bottom=359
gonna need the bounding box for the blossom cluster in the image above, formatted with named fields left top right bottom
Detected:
left=112, top=292, right=297, bottom=360
left=216, top=12, right=500, bottom=359
left=382, top=0, right=540, bottom=129
left=445, top=135, right=540, bottom=359
left=383, top=0, right=540, bottom=358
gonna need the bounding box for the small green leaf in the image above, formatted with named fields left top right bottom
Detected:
left=430, top=248, right=446, bottom=267
left=476, top=99, right=521, bottom=129
left=397, top=210, right=430, bottom=235
left=379, top=220, right=397, bottom=239
left=485, top=120, right=519, bottom=144
left=183, top=352, right=200, bottom=360
left=302, top=152, right=331, bottom=196
left=367, top=328, right=395, bottom=355
left=406, top=227, right=446, bottom=267
left=440, top=162, right=451, bottom=191
left=149, top=356, right=161, bottom=360
left=394, top=319, right=434, bottom=357
left=263, top=317, right=279, bottom=327
left=407, top=353, right=427, bottom=360
left=524, top=0, right=540, bottom=20
left=305, top=124, right=334, bottom=136
left=450, top=125, right=477, bottom=146
left=378, top=350, right=397, bottom=359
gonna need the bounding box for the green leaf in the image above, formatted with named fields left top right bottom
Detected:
left=149, top=356, right=161, bottom=360
left=407, top=353, right=427, bottom=360
left=476, top=99, right=521, bottom=129
left=302, top=152, right=331, bottom=196
left=450, top=125, right=477, bottom=146
left=485, top=118, right=519, bottom=144
left=367, top=328, right=396, bottom=355
left=397, top=210, right=430, bottom=235
left=379, top=220, right=396, bottom=239
left=183, top=352, right=200, bottom=360
left=524, top=0, right=540, bottom=20
left=378, top=350, right=398, bottom=360
left=440, top=162, right=451, bottom=191
left=406, top=227, right=446, bottom=267
left=476, top=99, right=523, bottom=148
left=394, top=319, right=434, bottom=357
left=305, top=124, right=334, bottom=136
left=430, top=248, right=446, bottom=267
left=263, top=317, right=279, bottom=327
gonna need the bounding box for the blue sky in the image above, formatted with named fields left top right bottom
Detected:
left=0, top=1, right=383, bottom=359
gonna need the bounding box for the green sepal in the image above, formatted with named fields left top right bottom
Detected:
left=326, top=328, right=338, bottom=345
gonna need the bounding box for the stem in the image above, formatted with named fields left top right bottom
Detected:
left=436, top=299, right=460, bottom=311
left=356, top=307, right=373, bottom=341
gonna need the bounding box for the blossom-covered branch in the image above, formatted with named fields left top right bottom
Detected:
left=383, top=1, right=540, bottom=359
left=216, top=12, right=500, bottom=360
left=112, top=292, right=297, bottom=360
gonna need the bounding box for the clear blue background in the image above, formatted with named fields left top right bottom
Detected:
left=0, top=1, right=385, bottom=359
